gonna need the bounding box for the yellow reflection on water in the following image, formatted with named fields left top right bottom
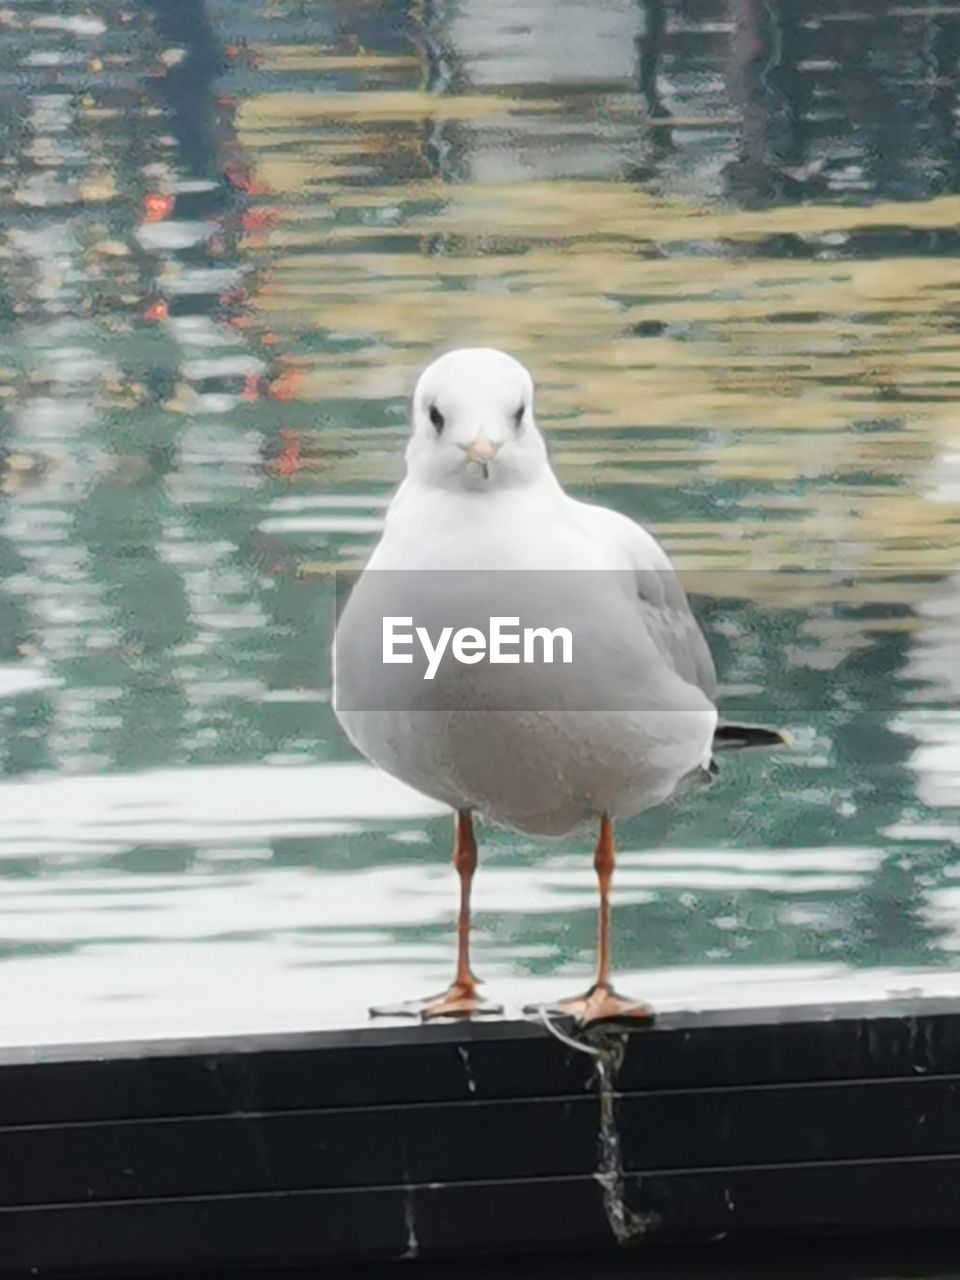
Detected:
left=231, top=84, right=960, bottom=597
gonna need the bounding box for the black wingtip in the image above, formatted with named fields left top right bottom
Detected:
left=713, top=723, right=791, bottom=751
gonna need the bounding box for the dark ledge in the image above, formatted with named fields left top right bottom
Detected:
left=3, top=997, right=960, bottom=1277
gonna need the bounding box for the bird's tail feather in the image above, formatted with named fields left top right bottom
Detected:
left=713, top=722, right=790, bottom=751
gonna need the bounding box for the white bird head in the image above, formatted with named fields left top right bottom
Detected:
left=405, top=348, right=551, bottom=492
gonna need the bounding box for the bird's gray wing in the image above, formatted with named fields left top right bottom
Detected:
left=633, top=565, right=717, bottom=701
left=570, top=497, right=717, bottom=701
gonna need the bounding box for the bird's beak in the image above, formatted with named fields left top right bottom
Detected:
left=464, top=437, right=499, bottom=479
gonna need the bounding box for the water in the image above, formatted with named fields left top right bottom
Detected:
left=2, top=0, right=960, bottom=1047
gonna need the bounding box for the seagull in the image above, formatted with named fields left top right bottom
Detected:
left=334, top=348, right=784, bottom=1024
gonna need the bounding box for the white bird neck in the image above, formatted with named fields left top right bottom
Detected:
left=373, top=468, right=572, bottom=573
left=392, top=463, right=564, bottom=519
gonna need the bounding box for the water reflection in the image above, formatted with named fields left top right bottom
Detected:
left=1, top=0, right=960, bottom=1044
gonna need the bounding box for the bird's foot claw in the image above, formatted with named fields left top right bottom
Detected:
left=370, top=981, right=503, bottom=1022
left=525, top=982, right=654, bottom=1027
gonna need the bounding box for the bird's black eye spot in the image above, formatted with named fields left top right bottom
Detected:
left=513, top=404, right=525, bottom=430
left=429, top=404, right=445, bottom=433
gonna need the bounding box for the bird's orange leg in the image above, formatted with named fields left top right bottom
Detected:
left=370, top=810, right=502, bottom=1021
left=529, top=816, right=654, bottom=1026
left=420, top=810, right=501, bottom=1019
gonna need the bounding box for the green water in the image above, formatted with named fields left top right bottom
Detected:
left=2, top=0, right=960, bottom=1044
